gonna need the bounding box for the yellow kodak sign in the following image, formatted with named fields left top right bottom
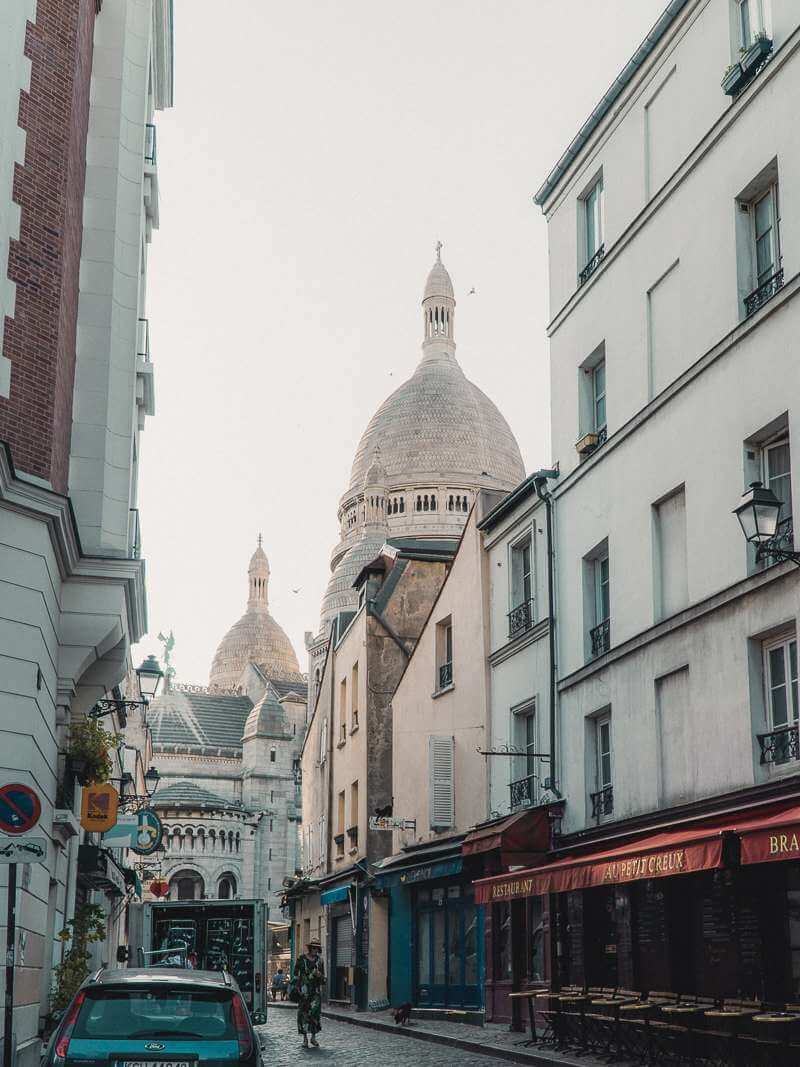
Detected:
left=80, top=783, right=119, bottom=833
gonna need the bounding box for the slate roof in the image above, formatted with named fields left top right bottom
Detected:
left=153, top=780, right=246, bottom=812
left=266, top=676, right=308, bottom=701
left=149, top=691, right=253, bottom=751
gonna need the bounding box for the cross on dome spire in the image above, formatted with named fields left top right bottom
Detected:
left=257, top=532, right=262, bottom=548
left=435, top=239, right=443, bottom=262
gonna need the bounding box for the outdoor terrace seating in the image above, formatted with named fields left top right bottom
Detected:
left=532, top=986, right=800, bottom=1065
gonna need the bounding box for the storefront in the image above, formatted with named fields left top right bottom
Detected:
left=376, top=849, right=483, bottom=1011
left=462, top=804, right=558, bottom=1024
left=474, top=800, right=800, bottom=1005
left=319, top=877, right=368, bottom=1010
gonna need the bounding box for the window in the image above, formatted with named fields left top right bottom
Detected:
left=511, top=703, right=537, bottom=809
left=269, top=747, right=276, bottom=763
left=764, top=437, right=793, bottom=527
left=339, top=678, right=347, bottom=744
left=348, top=780, right=359, bottom=850
left=336, top=790, right=345, bottom=858
left=436, top=617, right=453, bottom=690
left=351, top=662, right=359, bottom=729
left=429, top=735, right=455, bottom=829
left=583, top=540, right=611, bottom=659
left=510, top=537, right=532, bottom=608
left=592, top=361, right=606, bottom=434
left=319, top=717, right=328, bottom=765
left=765, top=635, right=798, bottom=729
left=737, top=0, right=764, bottom=48
left=753, top=184, right=780, bottom=288
left=592, top=713, right=613, bottom=818
left=583, top=177, right=603, bottom=264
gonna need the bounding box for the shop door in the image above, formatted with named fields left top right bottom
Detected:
left=333, top=914, right=352, bottom=1001
left=583, top=886, right=618, bottom=988
left=415, top=884, right=481, bottom=1009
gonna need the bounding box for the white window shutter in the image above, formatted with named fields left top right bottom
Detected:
left=429, top=735, right=455, bottom=829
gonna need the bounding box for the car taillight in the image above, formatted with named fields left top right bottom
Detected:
left=231, top=995, right=253, bottom=1058
left=55, top=990, right=86, bottom=1059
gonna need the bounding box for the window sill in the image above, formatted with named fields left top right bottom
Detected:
left=336, top=740, right=346, bottom=750
left=432, top=683, right=455, bottom=700
left=350, top=724, right=359, bottom=735
left=348, top=847, right=359, bottom=857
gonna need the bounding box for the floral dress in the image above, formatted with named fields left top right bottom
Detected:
left=294, top=953, right=325, bottom=1036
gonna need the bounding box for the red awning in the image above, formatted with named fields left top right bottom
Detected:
left=473, top=824, right=726, bottom=904
left=463, top=807, right=551, bottom=867
left=735, top=803, right=800, bottom=866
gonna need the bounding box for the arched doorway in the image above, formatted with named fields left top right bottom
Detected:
left=218, top=873, right=237, bottom=899
left=169, top=869, right=205, bottom=901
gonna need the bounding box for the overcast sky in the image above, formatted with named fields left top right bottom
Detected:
left=134, top=0, right=668, bottom=685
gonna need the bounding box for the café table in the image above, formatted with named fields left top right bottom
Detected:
left=508, top=990, right=541, bottom=1046
left=752, top=1013, right=800, bottom=1062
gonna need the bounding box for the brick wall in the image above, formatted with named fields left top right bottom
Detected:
left=0, top=0, right=96, bottom=492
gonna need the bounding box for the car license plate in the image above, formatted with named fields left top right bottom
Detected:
left=122, top=1061, right=192, bottom=1067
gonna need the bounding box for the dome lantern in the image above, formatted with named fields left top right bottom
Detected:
left=247, top=533, right=270, bottom=612
left=422, top=241, right=456, bottom=359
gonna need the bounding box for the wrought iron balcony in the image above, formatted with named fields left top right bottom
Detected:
left=508, top=599, right=534, bottom=639
left=590, top=618, right=611, bottom=658
left=744, top=268, right=784, bottom=317
left=590, top=785, right=613, bottom=819
left=510, top=774, right=535, bottom=810
left=438, top=661, right=453, bottom=689
left=758, top=723, right=799, bottom=766
left=144, top=123, right=157, bottom=165
left=579, top=244, right=605, bottom=286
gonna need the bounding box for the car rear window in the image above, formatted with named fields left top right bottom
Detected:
left=72, top=988, right=236, bottom=1040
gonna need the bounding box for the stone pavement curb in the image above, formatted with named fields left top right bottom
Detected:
left=314, top=1006, right=585, bottom=1067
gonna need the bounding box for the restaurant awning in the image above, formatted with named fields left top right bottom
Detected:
left=473, top=824, right=727, bottom=904
left=736, top=803, right=800, bottom=866
left=463, top=806, right=552, bottom=867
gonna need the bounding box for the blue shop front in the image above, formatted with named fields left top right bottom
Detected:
left=375, top=846, right=484, bottom=1010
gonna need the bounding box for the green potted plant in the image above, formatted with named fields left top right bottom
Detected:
left=741, top=31, right=773, bottom=76
left=66, top=718, right=119, bottom=785
left=50, top=903, right=107, bottom=1017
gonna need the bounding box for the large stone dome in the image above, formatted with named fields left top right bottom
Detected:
left=209, top=539, right=304, bottom=689
left=347, top=357, right=524, bottom=494
left=312, top=249, right=525, bottom=638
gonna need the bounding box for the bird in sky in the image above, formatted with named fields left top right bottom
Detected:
left=292, top=587, right=302, bottom=594
left=468, top=287, right=476, bottom=295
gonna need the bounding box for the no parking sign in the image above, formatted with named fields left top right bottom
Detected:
left=0, top=783, right=42, bottom=835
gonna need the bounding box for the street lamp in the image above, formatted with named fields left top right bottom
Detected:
left=733, top=481, right=799, bottom=566
left=136, top=655, right=165, bottom=702
left=88, top=655, right=164, bottom=720
left=144, top=766, right=160, bottom=799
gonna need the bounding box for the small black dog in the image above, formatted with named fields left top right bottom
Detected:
left=393, top=1002, right=412, bottom=1026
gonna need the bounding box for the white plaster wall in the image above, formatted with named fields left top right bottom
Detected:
left=70, top=0, right=155, bottom=553
left=485, top=496, right=552, bottom=818
left=0, top=1, right=35, bottom=398
left=328, top=615, right=367, bottom=868
left=0, top=511, right=69, bottom=1061
left=392, top=510, right=491, bottom=852
left=547, top=11, right=800, bottom=476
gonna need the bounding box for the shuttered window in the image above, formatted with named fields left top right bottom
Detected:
left=429, top=735, right=455, bottom=829
left=335, top=914, right=352, bottom=967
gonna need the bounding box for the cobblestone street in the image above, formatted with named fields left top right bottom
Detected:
left=258, top=1005, right=522, bottom=1067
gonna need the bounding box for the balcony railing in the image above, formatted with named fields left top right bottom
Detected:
left=590, top=618, right=611, bottom=658
left=144, top=123, right=157, bottom=165
left=758, top=723, right=799, bottom=766
left=510, top=774, right=535, bottom=810
left=508, top=599, right=534, bottom=639
left=137, top=317, right=150, bottom=362
left=591, top=785, right=614, bottom=819
left=579, top=244, right=605, bottom=286
left=744, top=268, right=784, bottom=317
left=438, top=661, right=453, bottom=689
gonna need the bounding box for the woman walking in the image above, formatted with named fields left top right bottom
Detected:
left=294, top=938, right=325, bottom=1048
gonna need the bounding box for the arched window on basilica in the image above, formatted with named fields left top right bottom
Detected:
left=218, top=874, right=236, bottom=900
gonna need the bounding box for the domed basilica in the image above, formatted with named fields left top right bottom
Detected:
left=306, top=248, right=525, bottom=688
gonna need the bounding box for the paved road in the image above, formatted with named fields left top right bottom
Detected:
left=258, top=1005, right=516, bottom=1066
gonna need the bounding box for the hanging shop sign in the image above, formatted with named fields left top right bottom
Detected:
left=132, top=809, right=163, bottom=855
left=150, top=879, right=170, bottom=898
left=80, top=783, right=119, bottom=833
left=102, top=814, right=139, bottom=848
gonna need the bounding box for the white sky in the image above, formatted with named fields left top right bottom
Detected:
left=134, top=0, right=667, bottom=685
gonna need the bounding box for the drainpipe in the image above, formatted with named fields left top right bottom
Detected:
left=533, top=470, right=560, bottom=797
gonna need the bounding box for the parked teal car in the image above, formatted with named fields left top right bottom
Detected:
left=42, top=968, right=259, bottom=1067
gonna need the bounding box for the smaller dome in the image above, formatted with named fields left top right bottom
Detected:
left=249, top=536, right=269, bottom=576
left=423, top=260, right=454, bottom=302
